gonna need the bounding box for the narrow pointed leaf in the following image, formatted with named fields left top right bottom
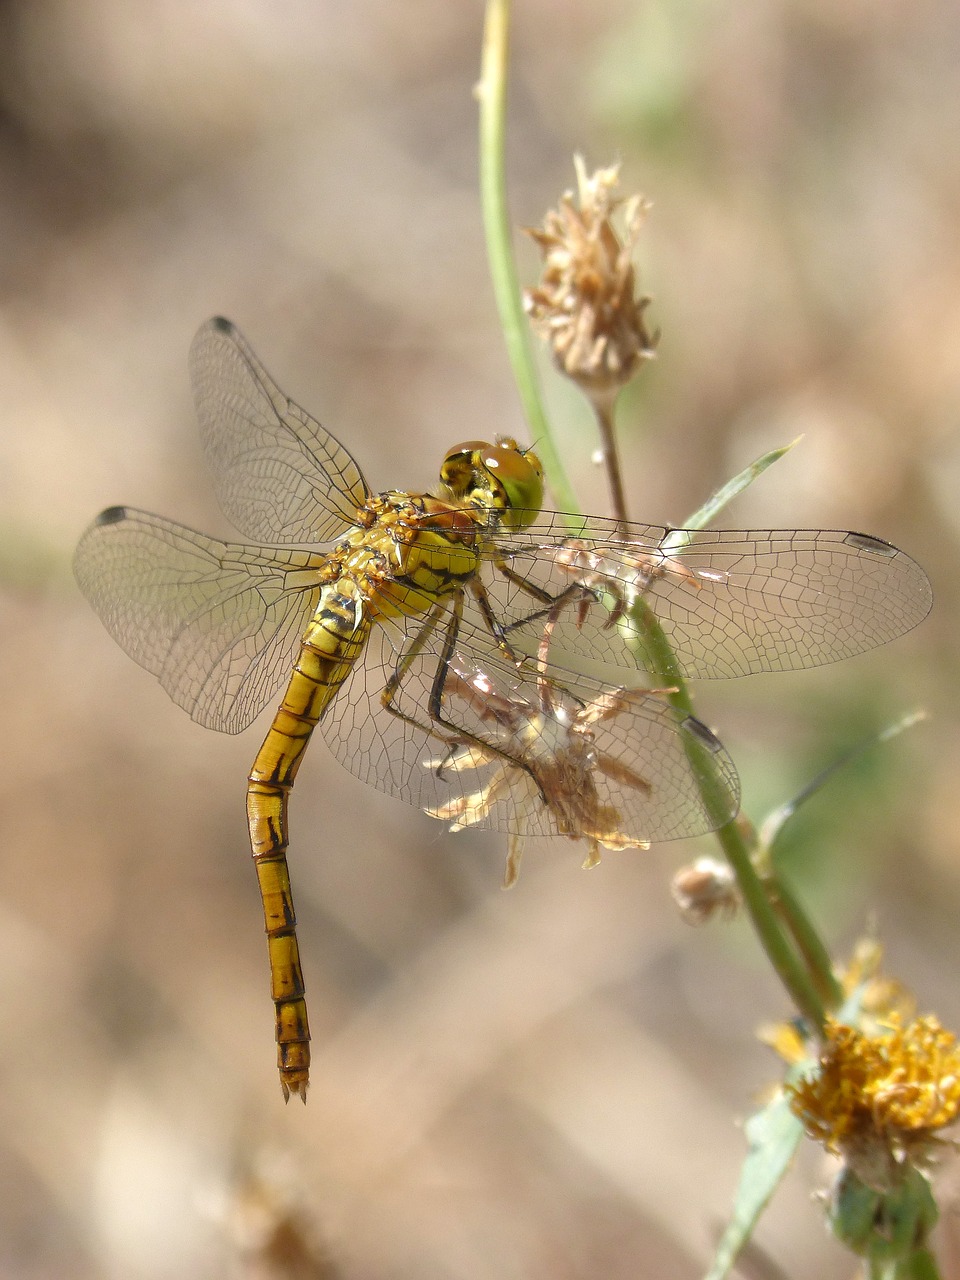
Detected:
left=665, top=438, right=801, bottom=551
left=758, top=710, right=927, bottom=853
left=705, top=1088, right=805, bottom=1280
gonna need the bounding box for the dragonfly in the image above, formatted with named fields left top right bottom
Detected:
left=74, top=317, right=932, bottom=1101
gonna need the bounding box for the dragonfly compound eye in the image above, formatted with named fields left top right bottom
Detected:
left=477, top=443, right=545, bottom=529
left=439, top=441, right=493, bottom=495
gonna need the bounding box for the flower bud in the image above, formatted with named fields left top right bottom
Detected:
left=671, top=857, right=739, bottom=924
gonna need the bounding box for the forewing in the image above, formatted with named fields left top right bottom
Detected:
left=74, top=507, right=324, bottom=733
left=477, top=512, right=932, bottom=681
left=189, top=317, right=371, bottom=544
left=319, top=615, right=739, bottom=844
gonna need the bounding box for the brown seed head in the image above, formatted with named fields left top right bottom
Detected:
left=524, top=156, right=657, bottom=396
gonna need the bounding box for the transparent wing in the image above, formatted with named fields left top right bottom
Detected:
left=319, top=615, right=740, bottom=845
left=470, top=512, right=932, bottom=682
left=189, top=317, right=371, bottom=544
left=74, top=507, right=325, bottom=733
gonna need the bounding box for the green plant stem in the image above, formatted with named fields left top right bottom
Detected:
left=766, top=875, right=843, bottom=1010
left=480, top=0, right=829, bottom=1036
left=898, top=1248, right=943, bottom=1280
left=716, top=817, right=826, bottom=1030
left=630, top=599, right=827, bottom=1031
left=478, top=0, right=580, bottom=519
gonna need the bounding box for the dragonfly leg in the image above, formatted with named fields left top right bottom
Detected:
left=472, top=561, right=593, bottom=666
left=468, top=575, right=525, bottom=667
left=380, top=594, right=549, bottom=805
left=381, top=598, right=448, bottom=709
left=487, top=547, right=602, bottom=632
left=428, top=595, right=551, bottom=805
left=492, top=555, right=555, bottom=601
left=498, top=581, right=597, bottom=640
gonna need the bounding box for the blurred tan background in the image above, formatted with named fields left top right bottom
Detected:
left=2, top=1, right=959, bottom=1276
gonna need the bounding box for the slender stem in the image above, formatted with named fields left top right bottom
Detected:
left=766, top=875, right=843, bottom=1010
left=480, top=0, right=827, bottom=1037
left=478, top=0, right=580, bottom=519
left=629, top=599, right=827, bottom=1030
left=715, top=820, right=826, bottom=1028
left=590, top=391, right=630, bottom=530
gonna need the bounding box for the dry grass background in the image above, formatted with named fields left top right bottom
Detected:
left=2, top=2, right=960, bottom=1276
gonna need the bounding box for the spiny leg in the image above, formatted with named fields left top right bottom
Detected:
left=489, top=553, right=597, bottom=638
left=380, top=596, right=483, bottom=748
left=492, top=553, right=557, bottom=603
left=380, top=593, right=547, bottom=803
left=467, top=574, right=525, bottom=666
left=380, top=598, right=449, bottom=711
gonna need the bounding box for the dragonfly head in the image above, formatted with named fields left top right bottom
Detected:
left=439, top=437, right=544, bottom=529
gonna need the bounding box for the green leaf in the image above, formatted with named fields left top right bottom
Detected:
left=705, top=1088, right=805, bottom=1280
left=758, top=710, right=928, bottom=855
left=830, top=1165, right=939, bottom=1267
left=668, top=438, right=800, bottom=545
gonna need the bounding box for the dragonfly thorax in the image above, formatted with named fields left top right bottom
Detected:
left=332, top=493, right=482, bottom=623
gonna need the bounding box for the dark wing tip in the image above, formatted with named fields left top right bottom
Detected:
left=843, top=530, right=898, bottom=557
left=95, top=505, right=128, bottom=526
left=207, top=315, right=236, bottom=335
left=681, top=715, right=725, bottom=754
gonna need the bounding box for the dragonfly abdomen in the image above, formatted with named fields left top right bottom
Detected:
left=247, top=588, right=373, bottom=1101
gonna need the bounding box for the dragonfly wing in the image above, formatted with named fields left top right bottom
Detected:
left=189, top=317, right=372, bottom=544
left=319, top=616, right=740, bottom=844
left=480, top=513, right=932, bottom=681
left=74, top=507, right=324, bottom=733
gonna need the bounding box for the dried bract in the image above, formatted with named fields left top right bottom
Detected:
left=424, top=666, right=652, bottom=887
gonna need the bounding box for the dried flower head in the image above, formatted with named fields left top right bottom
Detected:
left=420, top=590, right=736, bottom=887
left=524, top=155, right=657, bottom=396
left=423, top=665, right=652, bottom=888
left=787, top=1014, right=960, bottom=1190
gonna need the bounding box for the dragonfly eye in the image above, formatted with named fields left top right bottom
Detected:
left=440, top=441, right=492, bottom=494
left=478, top=444, right=544, bottom=529
left=439, top=439, right=544, bottom=527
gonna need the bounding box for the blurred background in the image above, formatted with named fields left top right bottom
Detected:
left=2, top=1, right=959, bottom=1276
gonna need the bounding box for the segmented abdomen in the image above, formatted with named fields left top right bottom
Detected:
left=246, top=587, right=372, bottom=1101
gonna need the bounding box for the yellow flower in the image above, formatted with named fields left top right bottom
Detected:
left=787, top=1015, right=960, bottom=1189
left=524, top=156, right=657, bottom=396
left=761, top=940, right=914, bottom=1068
left=839, top=937, right=915, bottom=1032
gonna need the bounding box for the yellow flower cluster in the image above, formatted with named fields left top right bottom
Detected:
left=789, top=1015, right=960, bottom=1154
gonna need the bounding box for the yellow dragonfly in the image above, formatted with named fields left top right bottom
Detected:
left=74, top=317, right=932, bottom=1101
